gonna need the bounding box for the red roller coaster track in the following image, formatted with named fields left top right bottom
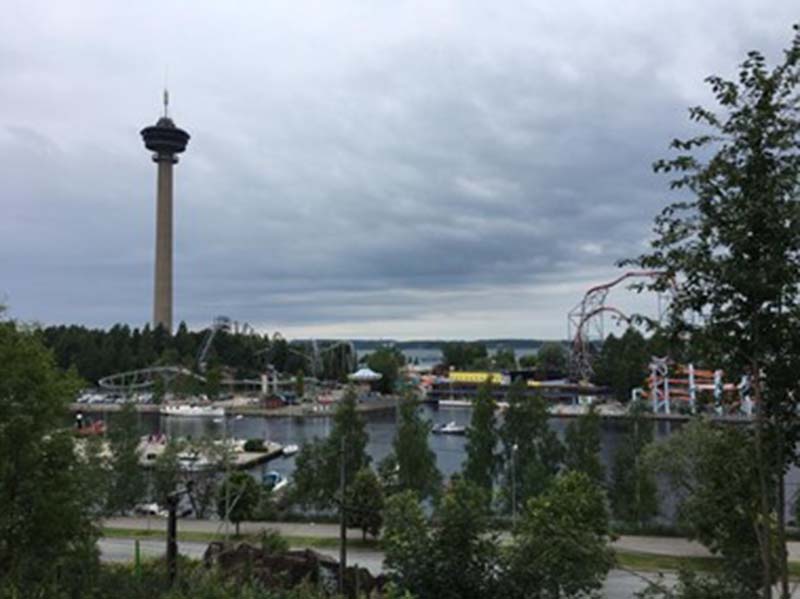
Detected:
left=567, top=270, right=666, bottom=382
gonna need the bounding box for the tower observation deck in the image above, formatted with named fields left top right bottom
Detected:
left=140, top=94, right=190, bottom=332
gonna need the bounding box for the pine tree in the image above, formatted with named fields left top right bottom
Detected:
left=609, top=403, right=658, bottom=527
left=500, top=379, right=563, bottom=511
left=463, top=380, right=499, bottom=494
left=563, top=406, right=605, bottom=487
left=346, top=467, right=384, bottom=540
left=106, top=402, right=145, bottom=513
left=383, top=393, right=441, bottom=499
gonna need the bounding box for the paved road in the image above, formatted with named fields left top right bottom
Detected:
left=105, top=516, right=714, bottom=555
left=99, top=536, right=672, bottom=598
left=102, top=518, right=800, bottom=597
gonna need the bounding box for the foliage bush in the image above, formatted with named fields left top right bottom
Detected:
left=244, top=438, right=266, bottom=452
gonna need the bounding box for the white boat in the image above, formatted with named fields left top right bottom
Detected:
left=160, top=404, right=225, bottom=418
left=432, top=421, right=466, bottom=435
left=177, top=451, right=213, bottom=472
left=282, top=444, right=299, bottom=457
left=439, top=399, right=472, bottom=408
left=263, top=470, right=288, bottom=492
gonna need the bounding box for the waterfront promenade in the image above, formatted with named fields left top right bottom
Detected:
left=69, top=395, right=400, bottom=418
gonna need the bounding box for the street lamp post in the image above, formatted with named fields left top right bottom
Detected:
left=511, top=443, right=519, bottom=525
left=165, top=482, right=193, bottom=588
left=339, top=435, right=347, bottom=594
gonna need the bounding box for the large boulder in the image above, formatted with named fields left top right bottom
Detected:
left=203, top=541, right=385, bottom=597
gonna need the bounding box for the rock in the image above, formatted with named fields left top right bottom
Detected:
left=203, top=540, right=386, bottom=597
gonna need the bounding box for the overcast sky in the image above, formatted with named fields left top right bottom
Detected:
left=1, top=1, right=797, bottom=339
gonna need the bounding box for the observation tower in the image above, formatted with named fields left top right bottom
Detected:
left=140, top=91, right=190, bottom=332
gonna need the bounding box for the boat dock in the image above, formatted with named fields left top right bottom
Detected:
left=136, top=437, right=285, bottom=470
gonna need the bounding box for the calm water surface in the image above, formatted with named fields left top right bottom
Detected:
left=94, top=406, right=800, bottom=522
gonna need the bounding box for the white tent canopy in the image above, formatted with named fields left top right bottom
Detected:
left=348, top=367, right=383, bottom=382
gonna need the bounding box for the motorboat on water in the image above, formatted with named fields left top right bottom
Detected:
left=282, top=444, right=299, bottom=457
left=263, top=470, right=288, bottom=492
left=160, top=404, right=225, bottom=418
left=432, top=421, right=466, bottom=435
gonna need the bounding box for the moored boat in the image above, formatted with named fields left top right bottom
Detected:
left=432, top=421, right=466, bottom=435
left=263, top=470, right=288, bottom=492
left=177, top=450, right=213, bottom=472
left=282, top=444, right=299, bottom=457
left=160, top=404, right=225, bottom=418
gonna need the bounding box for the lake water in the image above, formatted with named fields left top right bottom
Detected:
left=99, top=405, right=691, bottom=520
left=94, top=405, right=800, bottom=523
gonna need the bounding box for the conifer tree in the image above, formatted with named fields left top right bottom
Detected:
left=463, top=380, right=499, bottom=494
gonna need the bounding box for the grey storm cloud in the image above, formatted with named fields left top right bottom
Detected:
left=0, top=1, right=797, bottom=338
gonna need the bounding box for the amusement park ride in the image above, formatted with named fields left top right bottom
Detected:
left=98, top=315, right=356, bottom=393
left=568, top=271, right=756, bottom=416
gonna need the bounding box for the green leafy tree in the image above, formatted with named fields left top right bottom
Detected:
left=429, top=479, right=500, bottom=599
left=346, top=467, right=384, bottom=540
left=107, top=402, right=145, bottom=514
left=328, top=386, right=371, bottom=486
left=563, top=406, right=605, bottom=487
left=185, top=468, right=219, bottom=519
left=217, top=471, right=262, bottom=536
left=0, top=320, right=100, bottom=595
left=366, top=346, right=405, bottom=394
left=500, top=379, right=563, bottom=511
left=623, top=25, right=800, bottom=596
left=295, top=370, right=305, bottom=399
left=504, top=471, right=615, bottom=599
left=463, top=380, right=499, bottom=493
left=492, top=347, right=517, bottom=370
left=592, top=328, right=650, bottom=402
left=290, top=438, right=330, bottom=509
left=151, top=439, right=183, bottom=505
left=645, top=420, right=771, bottom=596
left=384, top=481, right=500, bottom=599
left=383, top=490, right=433, bottom=594
left=79, top=434, right=112, bottom=516
left=382, top=393, right=441, bottom=499
left=441, top=341, right=489, bottom=370
left=519, top=354, right=537, bottom=370
left=205, top=364, right=222, bottom=400
left=535, top=342, right=568, bottom=379
left=291, top=387, right=371, bottom=509
left=610, top=402, right=658, bottom=527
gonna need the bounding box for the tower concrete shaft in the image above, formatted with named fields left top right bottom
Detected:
left=141, top=109, right=190, bottom=333
left=153, top=155, right=176, bottom=331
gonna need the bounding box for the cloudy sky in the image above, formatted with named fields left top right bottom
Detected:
left=1, top=1, right=797, bottom=339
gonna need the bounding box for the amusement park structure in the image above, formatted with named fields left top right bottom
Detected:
left=98, top=316, right=356, bottom=393
left=262, top=334, right=356, bottom=380
left=197, top=315, right=233, bottom=372
left=633, top=358, right=754, bottom=416
left=567, top=270, right=666, bottom=382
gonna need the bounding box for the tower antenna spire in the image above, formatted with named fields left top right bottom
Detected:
left=163, top=65, right=170, bottom=118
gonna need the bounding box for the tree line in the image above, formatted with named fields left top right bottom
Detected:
left=37, top=322, right=363, bottom=386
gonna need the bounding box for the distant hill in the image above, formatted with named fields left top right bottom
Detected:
left=348, top=339, right=569, bottom=351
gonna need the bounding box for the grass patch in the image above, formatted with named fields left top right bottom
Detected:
left=101, top=527, right=380, bottom=551
left=615, top=550, right=723, bottom=573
